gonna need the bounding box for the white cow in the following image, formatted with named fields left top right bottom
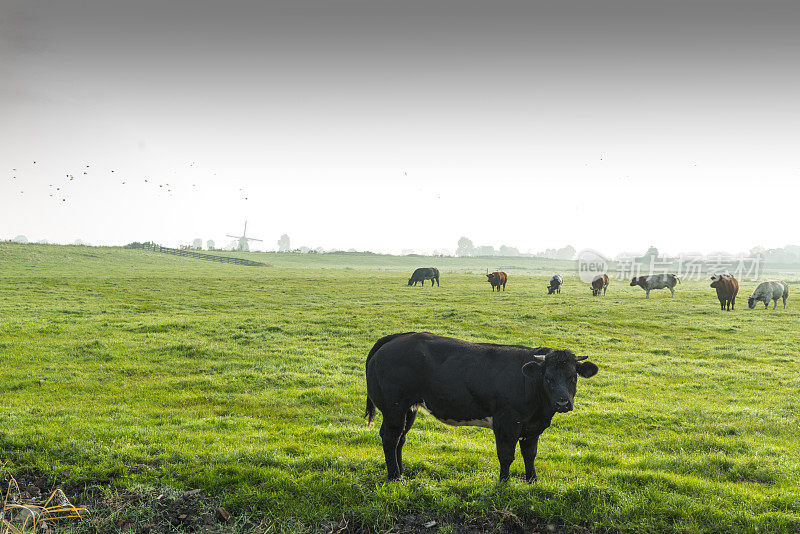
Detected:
left=630, top=273, right=680, bottom=298
left=748, top=281, right=789, bottom=309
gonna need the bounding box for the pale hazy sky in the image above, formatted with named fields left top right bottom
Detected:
left=2, top=1, right=799, bottom=256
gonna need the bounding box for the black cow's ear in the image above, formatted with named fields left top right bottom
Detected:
left=521, top=357, right=545, bottom=377
left=576, top=361, right=598, bottom=378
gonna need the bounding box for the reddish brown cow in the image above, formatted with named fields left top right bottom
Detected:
left=710, top=274, right=739, bottom=311
left=591, top=274, right=609, bottom=296
left=487, top=271, right=507, bottom=291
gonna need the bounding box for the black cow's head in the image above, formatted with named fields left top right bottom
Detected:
left=522, top=350, right=598, bottom=413
left=630, top=276, right=642, bottom=287
left=407, top=278, right=414, bottom=285
left=748, top=297, right=757, bottom=309
left=547, top=285, right=555, bottom=294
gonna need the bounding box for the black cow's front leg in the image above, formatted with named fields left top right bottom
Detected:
left=493, top=418, right=521, bottom=481
left=519, top=434, right=541, bottom=482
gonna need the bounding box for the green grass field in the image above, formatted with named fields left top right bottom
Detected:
left=1, top=243, right=799, bottom=533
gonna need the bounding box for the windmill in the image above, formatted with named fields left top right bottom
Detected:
left=226, top=220, right=263, bottom=252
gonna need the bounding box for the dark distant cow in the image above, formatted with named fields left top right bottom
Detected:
left=748, top=280, right=788, bottom=309
left=710, top=274, right=739, bottom=311
left=630, top=273, right=680, bottom=298
left=487, top=271, right=507, bottom=291
left=408, top=267, right=440, bottom=286
left=591, top=274, right=609, bottom=296
left=547, top=274, right=563, bottom=294
left=364, top=332, right=598, bottom=481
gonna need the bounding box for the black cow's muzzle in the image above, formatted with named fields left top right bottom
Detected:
left=554, top=400, right=572, bottom=413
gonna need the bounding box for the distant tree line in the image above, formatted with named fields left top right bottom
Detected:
left=456, top=236, right=575, bottom=259
left=750, top=245, right=800, bottom=264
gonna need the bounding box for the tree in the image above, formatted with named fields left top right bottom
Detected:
left=557, top=245, right=576, bottom=260
left=499, top=245, right=520, bottom=257
left=278, top=234, right=291, bottom=252
left=475, top=245, right=496, bottom=257
left=12, top=235, right=28, bottom=244
left=456, top=237, right=474, bottom=257
left=192, top=238, right=203, bottom=250
left=207, top=239, right=215, bottom=250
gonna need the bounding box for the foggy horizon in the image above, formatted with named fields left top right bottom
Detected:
left=3, top=1, right=799, bottom=258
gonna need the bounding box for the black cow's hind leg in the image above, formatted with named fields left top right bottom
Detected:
left=519, top=434, right=541, bottom=482
left=396, top=409, right=417, bottom=477
left=380, top=409, right=407, bottom=480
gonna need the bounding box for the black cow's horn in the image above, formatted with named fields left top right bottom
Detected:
left=574, top=354, right=588, bottom=361
left=533, top=355, right=545, bottom=363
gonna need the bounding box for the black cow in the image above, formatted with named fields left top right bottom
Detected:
left=364, top=332, right=598, bottom=481
left=408, top=267, right=440, bottom=286
left=547, top=274, right=563, bottom=294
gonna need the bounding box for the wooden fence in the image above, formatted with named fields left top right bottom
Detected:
left=126, top=242, right=268, bottom=267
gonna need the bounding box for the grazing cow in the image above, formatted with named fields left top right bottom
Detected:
left=547, top=274, right=563, bottom=294
left=408, top=267, right=440, bottom=287
left=630, top=273, right=680, bottom=298
left=591, top=274, right=609, bottom=296
left=364, top=332, right=598, bottom=481
left=710, top=274, right=739, bottom=311
left=487, top=271, right=507, bottom=291
left=748, top=280, right=788, bottom=309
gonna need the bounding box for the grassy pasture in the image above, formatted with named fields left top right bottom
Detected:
left=1, top=243, right=799, bottom=533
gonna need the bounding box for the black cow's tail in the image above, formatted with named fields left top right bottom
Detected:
left=364, top=397, right=376, bottom=428
left=364, top=332, right=415, bottom=427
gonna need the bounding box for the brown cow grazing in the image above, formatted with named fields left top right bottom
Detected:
left=487, top=271, right=507, bottom=291
left=710, top=274, right=739, bottom=311
left=591, top=274, right=609, bottom=296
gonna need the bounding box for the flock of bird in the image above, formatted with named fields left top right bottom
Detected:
left=7, top=161, right=248, bottom=205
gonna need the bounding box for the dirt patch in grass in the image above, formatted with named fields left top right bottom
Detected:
left=317, top=512, right=602, bottom=534
left=2, top=469, right=244, bottom=533
left=3, top=468, right=602, bottom=534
